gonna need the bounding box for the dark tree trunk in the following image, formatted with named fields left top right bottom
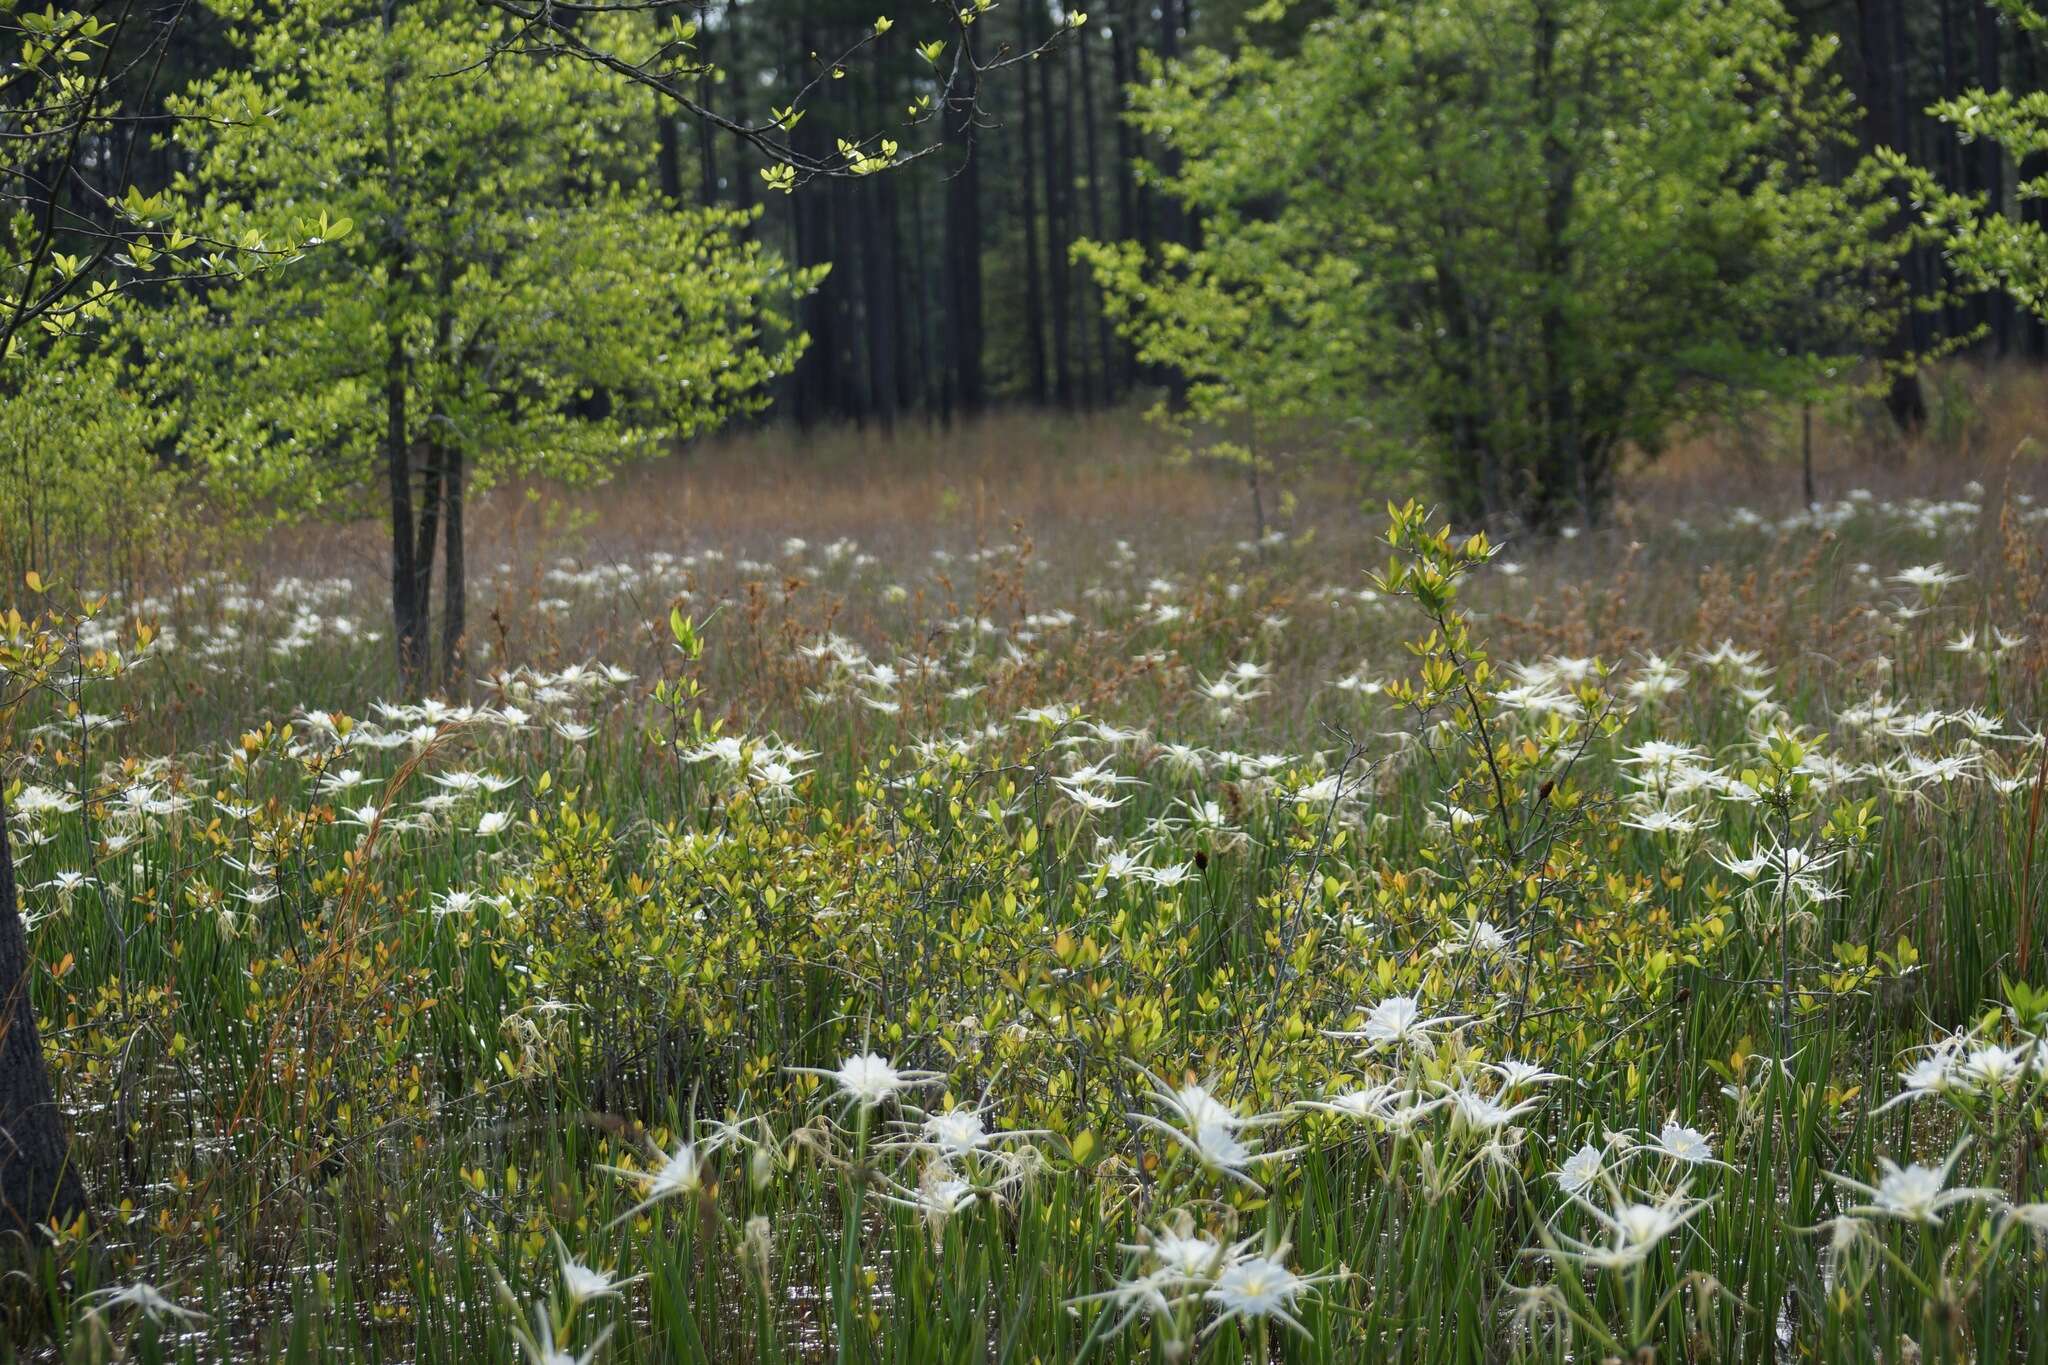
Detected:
left=1884, top=371, right=1930, bottom=433
left=381, top=0, right=423, bottom=689
left=657, top=101, right=685, bottom=202
left=1431, top=258, right=1500, bottom=524
left=1888, top=0, right=1940, bottom=363
left=1078, top=24, right=1117, bottom=403
left=1154, top=0, right=1193, bottom=405
left=1532, top=0, right=1582, bottom=527
left=789, top=25, right=839, bottom=427
left=725, top=0, right=755, bottom=224
left=696, top=63, right=719, bottom=207
left=1017, top=6, right=1049, bottom=405
left=0, top=789, right=87, bottom=1239
left=411, top=440, right=444, bottom=678
left=942, top=66, right=985, bottom=416
left=864, top=174, right=900, bottom=428
left=2016, top=23, right=2048, bottom=357
left=886, top=172, right=917, bottom=415
left=385, top=325, right=421, bottom=687
left=440, top=447, right=466, bottom=682
left=833, top=173, right=871, bottom=420
left=1801, top=402, right=1818, bottom=509
left=1109, top=2, right=1147, bottom=393
left=1039, top=19, right=1074, bottom=409
left=1977, top=0, right=2012, bottom=354
left=908, top=164, right=938, bottom=414
left=1939, top=0, right=1973, bottom=341
left=1857, top=0, right=1929, bottom=430
left=1940, top=2, right=1963, bottom=183
left=1109, top=2, right=1141, bottom=252
left=851, top=73, right=897, bottom=427
left=1154, top=0, right=1187, bottom=252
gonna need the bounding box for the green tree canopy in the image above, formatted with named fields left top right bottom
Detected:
left=1082, top=0, right=1917, bottom=530
left=137, top=0, right=824, bottom=683
left=1902, top=2, right=2048, bottom=322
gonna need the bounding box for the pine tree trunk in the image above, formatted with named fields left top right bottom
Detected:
left=1977, top=0, right=2012, bottom=355
left=834, top=171, right=871, bottom=420
left=1938, top=0, right=1971, bottom=342
left=910, top=166, right=938, bottom=414
left=725, top=0, right=754, bottom=224
left=861, top=70, right=900, bottom=428
left=1078, top=24, right=1117, bottom=403
left=1017, top=4, right=1050, bottom=405
left=2014, top=24, right=2048, bottom=358
left=696, top=57, right=719, bottom=207
left=863, top=184, right=899, bottom=428
left=1858, top=0, right=1929, bottom=428
left=885, top=172, right=916, bottom=415
left=1531, top=0, right=1581, bottom=527
left=656, top=100, right=684, bottom=202
left=1039, top=20, right=1074, bottom=409
left=942, top=64, right=984, bottom=416
left=1154, top=0, right=1186, bottom=251
left=789, top=18, right=838, bottom=428
left=1109, top=2, right=1141, bottom=250
left=0, top=788, right=87, bottom=1240
left=1109, top=1, right=1147, bottom=393
left=1889, top=0, right=1938, bottom=363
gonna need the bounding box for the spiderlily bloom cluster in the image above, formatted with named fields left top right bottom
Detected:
left=5, top=491, right=2047, bottom=1361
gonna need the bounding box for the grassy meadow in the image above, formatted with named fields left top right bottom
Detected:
left=7, top=403, right=2048, bottom=1362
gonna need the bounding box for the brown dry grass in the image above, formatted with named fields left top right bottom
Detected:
left=506, top=363, right=2048, bottom=566
left=1625, top=360, right=2048, bottom=512
left=260, top=406, right=1271, bottom=591
left=121, top=360, right=2043, bottom=695
left=32, top=361, right=2042, bottom=749
left=141, top=360, right=2031, bottom=601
